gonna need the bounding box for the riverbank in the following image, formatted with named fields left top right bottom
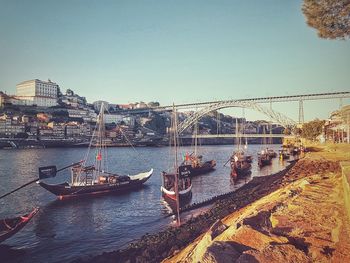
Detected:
left=74, top=159, right=300, bottom=262
left=165, top=143, right=350, bottom=262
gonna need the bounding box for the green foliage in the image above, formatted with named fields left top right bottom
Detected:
left=301, top=119, right=325, bottom=141
left=302, top=0, right=350, bottom=39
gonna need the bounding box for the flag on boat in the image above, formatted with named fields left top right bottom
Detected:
left=96, top=153, right=102, bottom=160
left=39, top=165, right=57, bottom=179
left=183, top=152, right=190, bottom=161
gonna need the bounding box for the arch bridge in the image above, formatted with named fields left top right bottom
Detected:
left=177, top=100, right=296, bottom=134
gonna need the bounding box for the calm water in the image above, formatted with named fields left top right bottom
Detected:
left=0, top=144, right=291, bottom=262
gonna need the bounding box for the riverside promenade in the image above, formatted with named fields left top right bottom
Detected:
left=77, top=144, right=350, bottom=263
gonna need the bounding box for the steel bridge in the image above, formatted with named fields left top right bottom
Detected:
left=119, top=92, right=350, bottom=112
left=180, top=134, right=293, bottom=139
left=116, top=91, right=350, bottom=132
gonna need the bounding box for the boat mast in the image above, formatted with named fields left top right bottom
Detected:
left=173, top=104, right=181, bottom=226
left=95, top=103, right=105, bottom=182
left=194, top=119, right=198, bottom=157
left=243, top=108, right=247, bottom=149
left=235, top=117, right=239, bottom=151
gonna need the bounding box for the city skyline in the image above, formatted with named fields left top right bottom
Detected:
left=1, top=0, right=349, bottom=121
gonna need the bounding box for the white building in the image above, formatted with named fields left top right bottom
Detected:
left=15, top=79, right=59, bottom=107
left=67, top=108, right=97, bottom=122
left=104, top=114, right=124, bottom=124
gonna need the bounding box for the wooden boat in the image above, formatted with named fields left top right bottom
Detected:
left=39, top=169, right=153, bottom=199
left=38, top=103, right=153, bottom=200
left=233, top=149, right=253, bottom=163
left=257, top=125, right=273, bottom=167
left=161, top=165, right=192, bottom=211
left=230, top=153, right=252, bottom=179
left=258, top=150, right=272, bottom=168
left=0, top=208, right=39, bottom=243
left=161, top=106, right=192, bottom=222
left=230, top=119, right=252, bottom=179
left=267, top=148, right=277, bottom=158
left=279, top=148, right=291, bottom=160
left=183, top=121, right=216, bottom=176
left=183, top=154, right=216, bottom=176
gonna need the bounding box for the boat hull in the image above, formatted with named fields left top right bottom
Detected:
left=231, top=163, right=252, bottom=179
left=161, top=185, right=192, bottom=211
left=38, top=170, right=153, bottom=199
left=0, top=208, right=39, bottom=243
left=258, top=154, right=272, bottom=167
left=189, top=160, right=216, bottom=176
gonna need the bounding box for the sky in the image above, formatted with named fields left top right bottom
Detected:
left=0, top=0, right=349, bottom=122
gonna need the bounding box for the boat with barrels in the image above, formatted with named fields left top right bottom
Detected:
left=182, top=120, right=216, bottom=176
left=38, top=103, right=153, bottom=199
left=183, top=153, right=216, bottom=176
left=230, top=151, right=252, bottom=179
left=258, top=149, right=272, bottom=168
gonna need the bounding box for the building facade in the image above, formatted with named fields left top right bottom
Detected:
left=0, top=117, right=26, bottom=137
left=15, top=79, right=59, bottom=107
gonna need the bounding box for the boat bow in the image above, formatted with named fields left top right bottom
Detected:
left=129, top=168, right=153, bottom=182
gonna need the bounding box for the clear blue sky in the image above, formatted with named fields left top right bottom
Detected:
left=0, top=0, right=349, bottom=121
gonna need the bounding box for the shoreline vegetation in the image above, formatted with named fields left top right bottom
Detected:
left=74, top=143, right=350, bottom=263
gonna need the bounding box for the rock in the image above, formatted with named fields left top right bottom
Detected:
left=242, top=211, right=272, bottom=235
left=241, top=244, right=310, bottom=263
left=209, top=219, right=228, bottom=240
left=202, top=241, right=242, bottom=263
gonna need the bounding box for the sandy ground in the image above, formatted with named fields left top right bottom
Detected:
left=165, top=144, right=350, bottom=263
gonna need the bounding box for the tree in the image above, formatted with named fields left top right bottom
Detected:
left=302, top=0, right=350, bottom=39
left=301, top=119, right=325, bottom=141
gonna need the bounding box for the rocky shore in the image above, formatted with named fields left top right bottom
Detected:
left=74, top=144, right=350, bottom=263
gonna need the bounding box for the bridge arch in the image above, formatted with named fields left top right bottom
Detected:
left=177, top=100, right=296, bottom=134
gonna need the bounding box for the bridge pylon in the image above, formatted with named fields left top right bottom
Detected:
left=298, top=99, right=304, bottom=125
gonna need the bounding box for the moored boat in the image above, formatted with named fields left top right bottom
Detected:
left=258, top=149, right=272, bottom=168
left=38, top=168, right=153, bottom=200
left=38, top=103, right=153, bottom=199
left=183, top=154, right=216, bottom=176
left=161, top=106, right=192, bottom=223
left=229, top=118, right=252, bottom=179
left=279, top=148, right=291, bottom=160
left=161, top=165, right=192, bottom=211
left=267, top=148, right=277, bottom=158
left=0, top=208, right=39, bottom=243
left=182, top=120, right=216, bottom=176
left=230, top=152, right=252, bottom=179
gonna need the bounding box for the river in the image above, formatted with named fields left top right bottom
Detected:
left=0, top=144, right=292, bottom=262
